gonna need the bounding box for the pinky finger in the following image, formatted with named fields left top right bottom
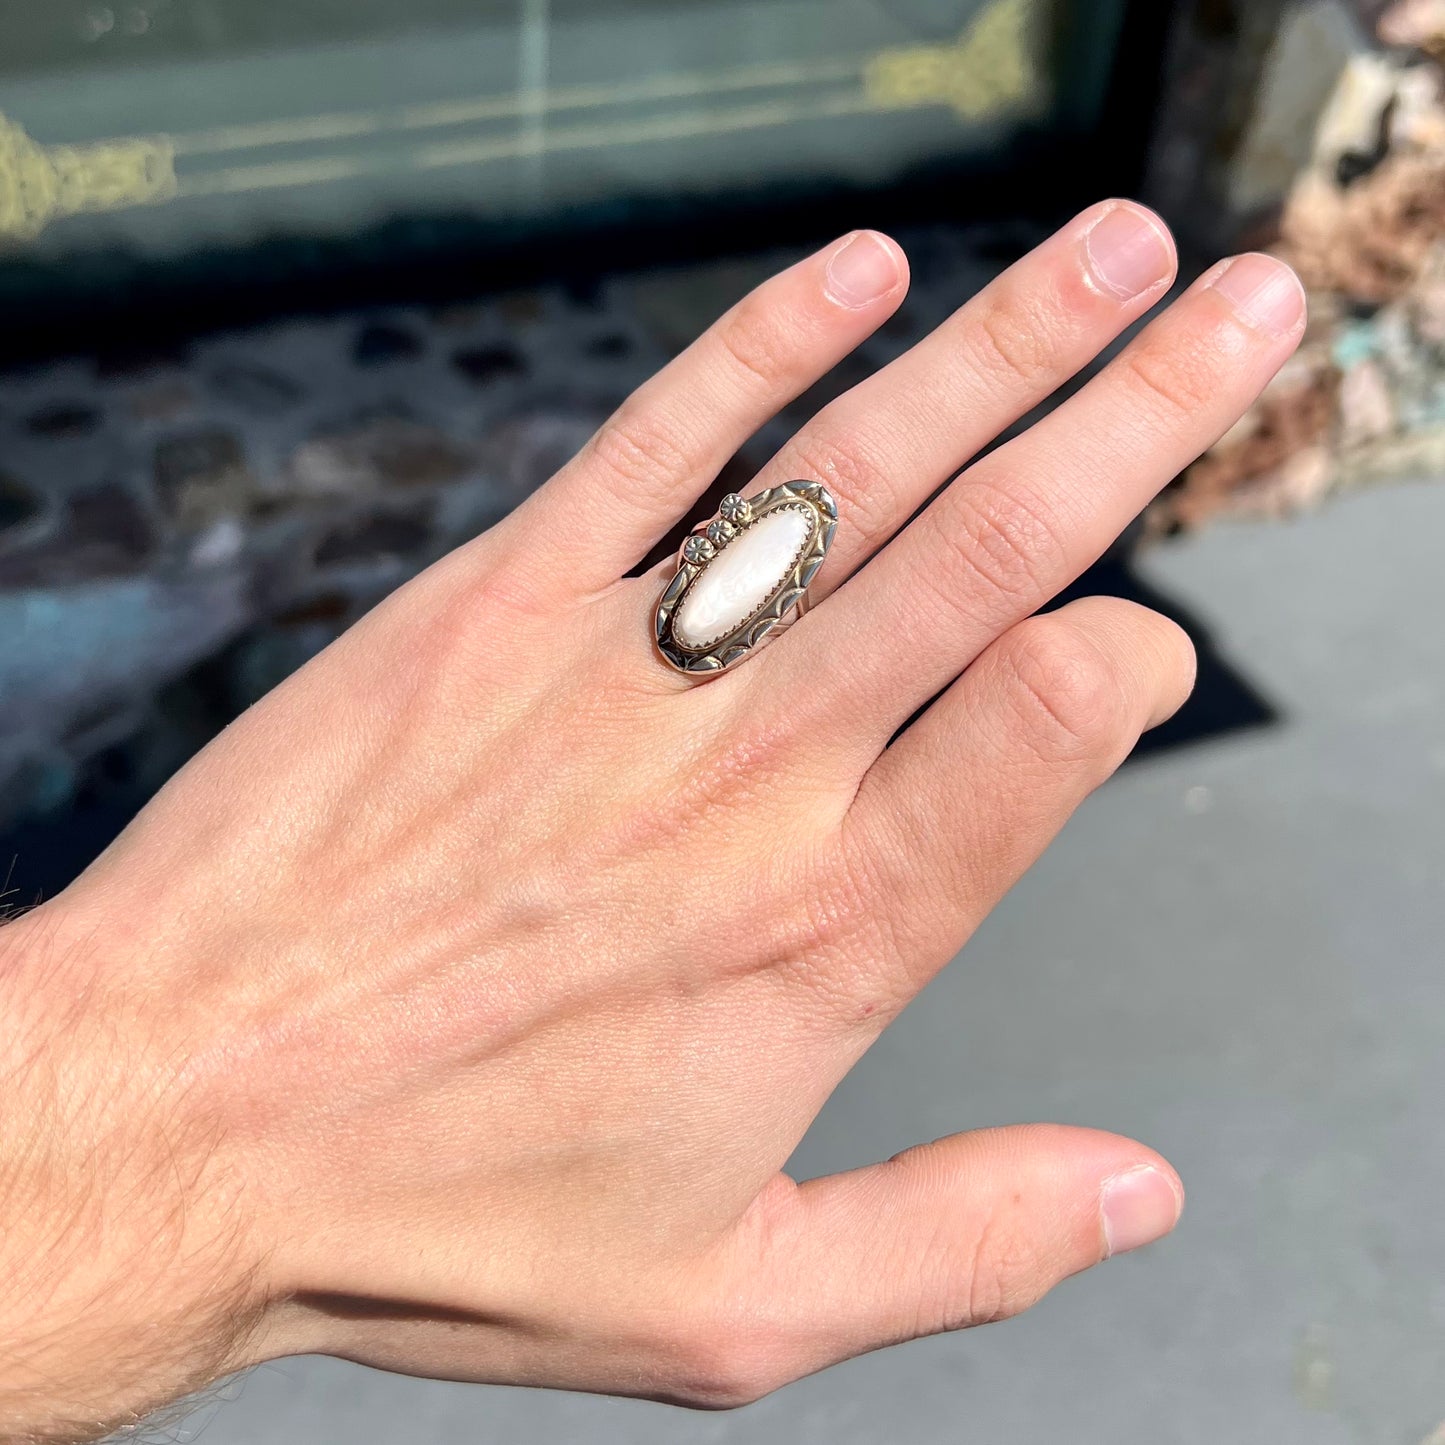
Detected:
left=840, top=596, right=1197, bottom=1006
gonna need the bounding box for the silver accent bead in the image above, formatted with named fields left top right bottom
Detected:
left=683, top=534, right=716, bottom=565
left=719, top=493, right=752, bottom=526
left=707, top=519, right=737, bottom=546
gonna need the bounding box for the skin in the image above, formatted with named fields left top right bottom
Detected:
left=0, top=201, right=1305, bottom=1444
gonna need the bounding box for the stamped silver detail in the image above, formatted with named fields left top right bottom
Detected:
left=654, top=480, right=838, bottom=677
left=682, top=534, right=716, bottom=566
left=719, top=493, right=752, bottom=526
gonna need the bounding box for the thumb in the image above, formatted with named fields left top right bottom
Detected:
left=695, top=1125, right=1183, bottom=1404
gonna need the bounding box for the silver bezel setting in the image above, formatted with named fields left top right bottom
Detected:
left=654, top=481, right=838, bottom=676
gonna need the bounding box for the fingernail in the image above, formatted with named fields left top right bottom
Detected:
left=825, top=231, right=902, bottom=309
left=1084, top=204, right=1174, bottom=301
left=1100, top=1166, right=1183, bottom=1258
left=1207, top=253, right=1307, bottom=336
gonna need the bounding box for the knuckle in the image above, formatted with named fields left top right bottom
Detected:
left=404, top=558, right=550, bottom=684
left=1121, top=334, right=1218, bottom=421
left=1001, top=618, right=1124, bottom=763
left=588, top=401, right=699, bottom=497
left=933, top=480, right=1065, bottom=611
left=778, top=836, right=914, bottom=1023
left=969, top=290, right=1058, bottom=392
left=668, top=1326, right=786, bottom=1410
left=622, top=718, right=798, bottom=855
left=780, top=428, right=901, bottom=545
left=449, top=549, right=554, bottom=625
left=963, top=1212, right=1047, bottom=1327
left=800, top=837, right=889, bottom=964
left=712, top=298, right=796, bottom=395
left=700, top=715, right=798, bottom=802
left=875, top=1148, right=1048, bottom=1333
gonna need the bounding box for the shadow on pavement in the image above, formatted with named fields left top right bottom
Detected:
left=1051, top=553, right=1281, bottom=763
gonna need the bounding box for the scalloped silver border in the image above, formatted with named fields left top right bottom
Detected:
left=654, top=480, right=838, bottom=676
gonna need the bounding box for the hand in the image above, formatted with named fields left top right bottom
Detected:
left=0, top=202, right=1304, bottom=1442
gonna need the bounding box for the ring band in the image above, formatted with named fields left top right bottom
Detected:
left=654, top=481, right=838, bottom=677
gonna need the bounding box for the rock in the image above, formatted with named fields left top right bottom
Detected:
left=430, top=302, right=487, bottom=330
left=71, top=485, right=153, bottom=560
left=1369, top=298, right=1421, bottom=372
left=451, top=344, right=526, bottom=384
left=1313, top=52, right=1398, bottom=176
left=274, top=594, right=352, bottom=627
left=1165, top=354, right=1342, bottom=528
left=1281, top=151, right=1445, bottom=303
left=0, top=472, right=42, bottom=537
left=1379, top=0, right=1445, bottom=56
left=474, top=409, right=602, bottom=509
left=154, top=428, right=259, bottom=530
left=0, top=485, right=155, bottom=587
left=627, top=256, right=779, bottom=353
left=1387, top=61, right=1445, bottom=148
left=497, top=294, right=545, bottom=325
left=206, top=361, right=302, bottom=415
left=288, top=435, right=373, bottom=498
left=129, top=380, right=196, bottom=423
left=1339, top=358, right=1398, bottom=444
left=62, top=695, right=145, bottom=755
left=1331, top=315, right=1383, bottom=369
left=314, top=507, right=435, bottom=566
left=0, top=572, right=249, bottom=800
left=94, top=341, right=189, bottom=380
left=25, top=401, right=103, bottom=438
left=188, top=517, right=247, bottom=570
left=1339, top=418, right=1445, bottom=479
left=1231, top=0, right=1372, bottom=213
left=1408, top=242, right=1445, bottom=344
left=13, top=755, right=81, bottom=820
left=228, top=626, right=337, bottom=709
left=354, top=322, right=425, bottom=367
left=1269, top=443, right=1339, bottom=511
left=584, top=333, right=634, bottom=360
left=289, top=417, right=476, bottom=496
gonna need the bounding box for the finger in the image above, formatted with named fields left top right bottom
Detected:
left=745, top=200, right=1177, bottom=601
left=781, top=253, right=1302, bottom=749
left=837, top=598, right=1196, bottom=1006
left=691, top=1125, right=1182, bottom=1404
left=511, top=231, right=909, bottom=593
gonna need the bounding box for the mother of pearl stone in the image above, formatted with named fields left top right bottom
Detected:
left=673, top=505, right=814, bottom=651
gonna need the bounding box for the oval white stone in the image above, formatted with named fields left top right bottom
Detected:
left=673, top=506, right=813, bottom=651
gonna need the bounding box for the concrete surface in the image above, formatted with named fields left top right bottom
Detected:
left=179, top=480, right=1445, bottom=1445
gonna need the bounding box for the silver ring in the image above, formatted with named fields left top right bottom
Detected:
left=654, top=481, right=838, bottom=678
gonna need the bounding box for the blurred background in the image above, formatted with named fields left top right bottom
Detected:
left=1, top=2, right=1443, bottom=1441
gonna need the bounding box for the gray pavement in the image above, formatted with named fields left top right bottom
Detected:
left=188, top=480, right=1445, bottom=1445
